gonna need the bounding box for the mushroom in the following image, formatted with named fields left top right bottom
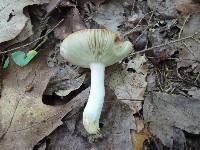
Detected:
left=60, top=29, right=133, bottom=134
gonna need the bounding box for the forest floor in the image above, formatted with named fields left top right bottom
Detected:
left=0, top=0, right=200, bottom=150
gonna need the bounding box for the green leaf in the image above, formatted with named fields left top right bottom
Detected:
left=11, top=50, right=38, bottom=67
left=3, top=57, right=9, bottom=69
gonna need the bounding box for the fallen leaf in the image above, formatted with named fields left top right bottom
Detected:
left=92, top=0, right=125, bottom=33
left=147, top=21, right=174, bottom=65
left=132, top=126, right=151, bottom=150
left=107, top=55, right=147, bottom=100
left=79, top=0, right=106, bottom=7
left=148, top=123, right=186, bottom=149
left=0, top=0, right=48, bottom=43
left=0, top=49, right=89, bottom=150
left=135, top=117, right=145, bottom=133
left=93, top=0, right=106, bottom=7
left=177, top=14, right=200, bottom=72
left=106, top=54, right=148, bottom=113
left=47, top=89, right=134, bottom=150
left=4, top=19, right=34, bottom=49
left=54, top=7, right=86, bottom=40
left=45, top=49, right=86, bottom=96
left=188, top=87, right=200, bottom=99
left=176, top=0, right=200, bottom=16
left=37, top=142, right=46, bottom=150
left=46, top=0, right=75, bottom=15
left=147, top=0, right=178, bottom=17
left=11, top=50, right=38, bottom=67
left=55, top=74, right=86, bottom=96
left=47, top=125, right=89, bottom=150
left=144, top=92, right=200, bottom=147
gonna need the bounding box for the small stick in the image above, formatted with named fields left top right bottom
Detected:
left=182, top=41, right=196, bottom=58
left=135, top=10, right=154, bottom=43
left=194, top=73, right=200, bottom=83
left=192, top=37, right=200, bottom=44
left=0, top=19, right=64, bottom=55
left=178, top=14, right=190, bottom=39
left=123, top=11, right=154, bottom=37
left=119, top=99, right=144, bottom=101
left=133, top=32, right=198, bottom=55
left=33, top=36, right=48, bottom=51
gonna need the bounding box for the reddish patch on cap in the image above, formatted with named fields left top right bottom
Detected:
left=114, top=36, right=121, bottom=43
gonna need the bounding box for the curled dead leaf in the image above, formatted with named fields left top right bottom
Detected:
left=0, top=0, right=48, bottom=43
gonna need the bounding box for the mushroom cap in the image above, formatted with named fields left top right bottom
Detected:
left=60, top=29, right=133, bottom=68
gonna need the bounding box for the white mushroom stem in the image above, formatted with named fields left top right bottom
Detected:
left=83, top=62, right=105, bottom=134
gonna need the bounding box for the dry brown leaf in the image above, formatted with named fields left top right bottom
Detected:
left=93, top=0, right=125, bottom=33
left=148, top=123, right=186, bottom=149
left=54, top=7, right=86, bottom=40
left=144, top=92, right=200, bottom=147
left=46, top=0, right=75, bottom=15
left=45, top=49, right=86, bottom=96
left=6, top=19, right=33, bottom=48
left=147, top=0, right=178, bottom=17
left=106, top=55, right=148, bottom=113
left=135, top=117, right=145, bottom=133
left=46, top=0, right=63, bottom=14
left=55, top=74, right=86, bottom=96
left=132, top=126, right=151, bottom=150
left=0, top=50, right=89, bottom=150
left=177, top=14, right=200, bottom=72
left=148, top=0, right=200, bottom=23
left=0, top=0, right=48, bottom=43
left=144, top=92, right=200, bottom=134
left=107, top=55, right=147, bottom=100
left=188, top=87, right=200, bottom=99
left=79, top=0, right=106, bottom=7
left=176, top=0, right=200, bottom=16
left=98, top=101, right=134, bottom=150
left=47, top=88, right=134, bottom=150
left=37, top=142, right=46, bottom=150
left=93, top=0, right=107, bottom=7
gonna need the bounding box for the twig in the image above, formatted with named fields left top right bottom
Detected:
left=0, top=19, right=64, bottom=55
left=147, top=56, right=200, bottom=63
left=0, top=93, right=23, bottom=140
left=178, top=14, right=190, bottom=39
left=123, top=11, right=154, bottom=37
left=119, top=99, right=144, bottom=101
left=33, top=36, right=48, bottom=51
left=156, top=68, right=164, bottom=92
left=192, top=37, right=200, bottom=44
left=135, top=10, right=154, bottom=43
left=195, top=72, right=200, bottom=83
left=133, top=32, right=198, bottom=55
left=182, top=41, right=196, bottom=58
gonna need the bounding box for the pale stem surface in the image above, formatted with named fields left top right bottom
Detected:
left=83, top=62, right=105, bottom=134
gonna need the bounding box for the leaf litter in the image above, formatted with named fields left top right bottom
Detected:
left=0, top=0, right=200, bottom=149
left=106, top=54, right=148, bottom=113
left=0, top=49, right=89, bottom=150
left=144, top=92, right=200, bottom=148
left=53, top=7, right=86, bottom=40
left=176, top=14, right=200, bottom=72
left=47, top=88, right=134, bottom=150
left=45, top=47, right=86, bottom=97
